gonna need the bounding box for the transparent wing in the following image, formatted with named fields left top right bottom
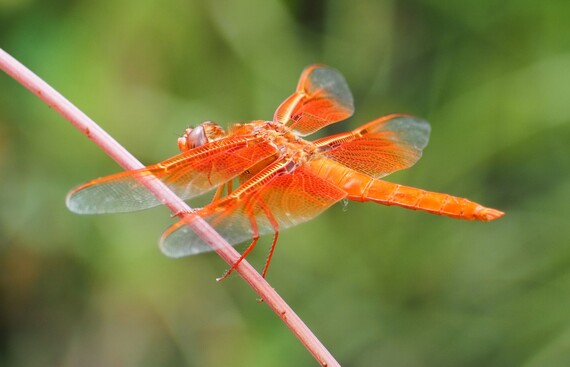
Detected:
left=66, top=137, right=278, bottom=214
left=159, top=164, right=347, bottom=257
left=274, top=65, right=354, bottom=136
left=313, top=114, right=430, bottom=179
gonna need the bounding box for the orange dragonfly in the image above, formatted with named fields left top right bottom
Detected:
left=67, top=65, right=504, bottom=279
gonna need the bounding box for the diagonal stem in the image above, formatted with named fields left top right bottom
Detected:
left=0, top=48, right=340, bottom=367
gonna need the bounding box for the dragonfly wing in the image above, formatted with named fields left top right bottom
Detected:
left=160, top=164, right=347, bottom=257
left=274, top=65, right=354, bottom=136
left=313, top=114, right=430, bottom=179
left=67, top=137, right=278, bottom=214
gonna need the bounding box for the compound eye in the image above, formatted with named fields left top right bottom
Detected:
left=187, top=125, right=208, bottom=148
left=177, top=125, right=207, bottom=152
left=177, top=121, right=225, bottom=152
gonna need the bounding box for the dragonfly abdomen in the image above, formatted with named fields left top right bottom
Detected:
left=347, top=177, right=503, bottom=221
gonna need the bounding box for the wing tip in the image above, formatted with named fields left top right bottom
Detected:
left=159, top=220, right=212, bottom=258
left=65, top=190, right=88, bottom=214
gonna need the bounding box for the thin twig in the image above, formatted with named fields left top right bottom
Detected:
left=0, top=48, right=340, bottom=367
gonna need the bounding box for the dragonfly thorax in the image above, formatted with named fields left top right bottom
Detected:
left=248, top=120, right=317, bottom=164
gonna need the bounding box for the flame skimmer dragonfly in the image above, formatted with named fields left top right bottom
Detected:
left=67, top=65, right=504, bottom=279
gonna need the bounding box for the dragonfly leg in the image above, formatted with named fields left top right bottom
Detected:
left=169, top=209, right=196, bottom=219
left=261, top=231, right=279, bottom=278
left=216, top=210, right=261, bottom=282
left=226, top=180, right=234, bottom=196
left=210, top=184, right=225, bottom=203
left=215, top=236, right=259, bottom=282
left=259, top=200, right=280, bottom=278
left=209, top=181, right=234, bottom=205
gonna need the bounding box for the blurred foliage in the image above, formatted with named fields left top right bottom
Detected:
left=1, top=0, right=570, bottom=366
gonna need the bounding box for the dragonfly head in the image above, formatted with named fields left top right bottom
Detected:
left=178, top=121, right=226, bottom=152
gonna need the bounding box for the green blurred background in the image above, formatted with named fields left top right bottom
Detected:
left=1, top=0, right=569, bottom=366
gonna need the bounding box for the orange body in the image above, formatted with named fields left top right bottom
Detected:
left=309, top=158, right=502, bottom=221
left=67, top=65, right=504, bottom=278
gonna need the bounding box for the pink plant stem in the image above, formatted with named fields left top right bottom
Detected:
left=0, top=48, right=340, bottom=367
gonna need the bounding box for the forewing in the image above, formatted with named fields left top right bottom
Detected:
left=274, top=65, right=354, bottom=136
left=313, top=114, right=430, bottom=179
left=67, top=137, right=278, bottom=214
left=160, top=165, right=347, bottom=257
